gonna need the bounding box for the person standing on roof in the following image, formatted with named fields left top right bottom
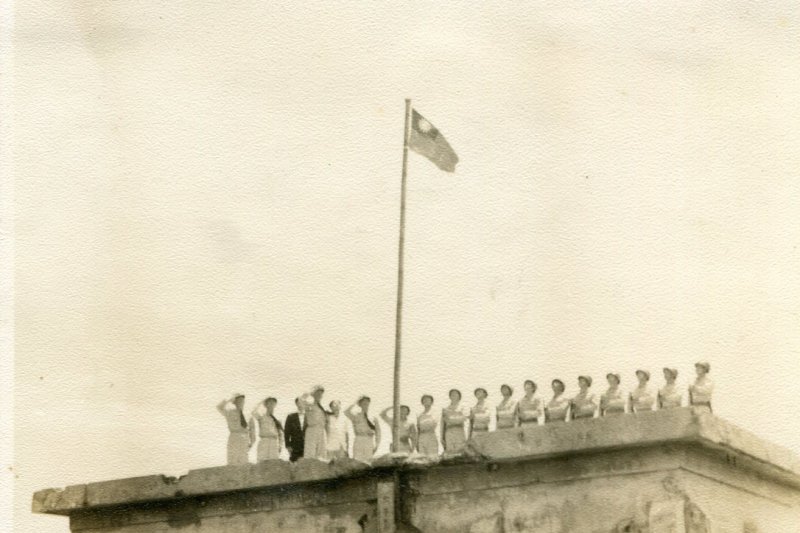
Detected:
left=658, top=368, right=682, bottom=409
left=251, top=397, right=283, bottom=461
left=346, top=396, right=381, bottom=463
left=284, top=397, right=306, bottom=462
left=326, top=400, right=351, bottom=460
left=300, top=385, right=330, bottom=460
left=689, top=362, right=714, bottom=413
left=216, top=393, right=252, bottom=465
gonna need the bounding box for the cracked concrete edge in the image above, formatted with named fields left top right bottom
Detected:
left=32, top=409, right=800, bottom=515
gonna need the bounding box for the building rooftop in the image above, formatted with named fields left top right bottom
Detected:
left=32, top=407, right=800, bottom=516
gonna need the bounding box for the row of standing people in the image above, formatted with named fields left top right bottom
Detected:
left=425, top=362, right=713, bottom=455
left=218, top=362, right=713, bottom=465
left=217, top=387, right=385, bottom=465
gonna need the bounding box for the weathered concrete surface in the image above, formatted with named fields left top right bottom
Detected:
left=30, top=483, right=87, bottom=515
left=32, top=457, right=369, bottom=515
left=465, top=407, right=800, bottom=480
left=411, top=467, right=679, bottom=532
left=69, top=477, right=383, bottom=533
left=407, top=445, right=800, bottom=532
left=32, top=409, right=800, bottom=532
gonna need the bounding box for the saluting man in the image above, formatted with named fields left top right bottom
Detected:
left=250, top=397, right=283, bottom=461
left=346, top=396, right=381, bottom=463
left=301, top=385, right=330, bottom=460
left=216, top=393, right=252, bottom=465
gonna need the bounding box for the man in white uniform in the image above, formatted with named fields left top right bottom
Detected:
left=345, top=396, right=381, bottom=463
left=216, top=393, right=252, bottom=465
left=326, top=400, right=351, bottom=460
left=250, top=397, right=283, bottom=461
left=301, top=385, right=329, bottom=460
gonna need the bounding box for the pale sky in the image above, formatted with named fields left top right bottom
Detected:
left=8, top=2, right=800, bottom=531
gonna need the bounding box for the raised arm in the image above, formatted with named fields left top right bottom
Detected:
left=380, top=406, right=393, bottom=426
left=300, top=392, right=314, bottom=407
left=344, top=402, right=359, bottom=421
left=216, top=398, right=229, bottom=416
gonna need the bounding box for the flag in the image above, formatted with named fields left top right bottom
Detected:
left=408, top=109, right=458, bottom=173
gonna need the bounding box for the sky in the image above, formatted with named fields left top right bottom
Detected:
left=7, top=1, right=800, bottom=531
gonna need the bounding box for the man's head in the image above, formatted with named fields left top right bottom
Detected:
left=329, top=400, right=341, bottom=415
left=358, top=395, right=371, bottom=411
left=295, top=397, right=306, bottom=413
left=312, top=385, right=325, bottom=402
left=265, top=397, right=277, bottom=413
left=232, top=393, right=245, bottom=410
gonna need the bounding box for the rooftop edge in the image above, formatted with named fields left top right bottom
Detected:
left=32, top=407, right=800, bottom=515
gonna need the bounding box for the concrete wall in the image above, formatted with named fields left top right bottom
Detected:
left=70, top=478, right=379, bottom=532
left=32, top=409, right=800, bottom=532
left=406, top=445, right=800, bottom=532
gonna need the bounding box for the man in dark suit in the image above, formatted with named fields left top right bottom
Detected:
left=284, top=397, right=306, bottom=462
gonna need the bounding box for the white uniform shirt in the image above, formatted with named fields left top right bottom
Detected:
left=326, top=413, right=351, bottom=452
left=222, top=402, right=249, bottom=433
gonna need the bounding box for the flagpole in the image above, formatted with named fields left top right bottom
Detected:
left=392, top=99, right=412, bottom=452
